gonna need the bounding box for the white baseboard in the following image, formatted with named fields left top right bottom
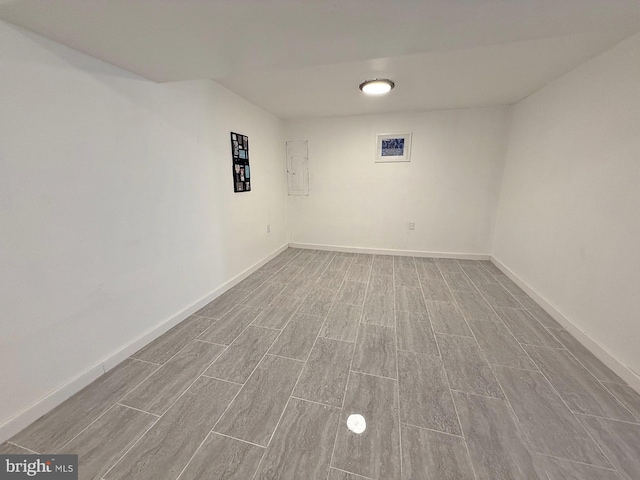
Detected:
left=289, top=242, right=490, bottom=260
left=491, top=256, right=640, bottom=393
left=0, top=243, right=288, bottom=444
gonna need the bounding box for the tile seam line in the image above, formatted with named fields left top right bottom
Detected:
left=394, top=256, right=404, bottom=480
left=53, top=354, right=169, bottom=453
left=102, top=342, right=229, bottom=479
left=435, top=259, right=482, bottom=480
left=326, top=253, right=363, bottom=480
left=468, top=262, right=620, bottom=475
left=115, top=249, right=313, bottom=480
left=249, top=249, right=334, bottom=479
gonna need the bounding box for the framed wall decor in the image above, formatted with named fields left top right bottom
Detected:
left=375, top=133, right=412, bottom=163
left=230, top=132, right=251, bottom=192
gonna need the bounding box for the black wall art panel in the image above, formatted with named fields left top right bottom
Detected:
left=230, top=132, right=251, bottom=192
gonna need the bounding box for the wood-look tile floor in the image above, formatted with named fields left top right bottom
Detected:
left=3, top=248, right=640, bottom=479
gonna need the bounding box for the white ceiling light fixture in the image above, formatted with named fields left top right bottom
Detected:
left=359, top=78, right=395, bottom=95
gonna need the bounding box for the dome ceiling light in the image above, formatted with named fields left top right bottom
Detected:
left=359, top=78, right=395, bottom=95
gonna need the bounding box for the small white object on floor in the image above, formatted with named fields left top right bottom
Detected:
left=347, top=414, right=367, bottom=434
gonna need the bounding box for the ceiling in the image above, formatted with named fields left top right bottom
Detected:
left=1, top=0, right=639, bottom=119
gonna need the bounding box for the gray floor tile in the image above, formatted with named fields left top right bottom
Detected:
left=131, top=315, right=214, bottom=364
left=426, top=301, right=473, bottom=337
left=298, top=288, right=336, bottom=317
left=441, top=271, right=476, bottom=291
left=259, top=257, right=289, bottom=274
left=395, top=286, right=427, bottom=313
left=281, top=274, right=318, bottom=297
left=398, top=352, right=460, bottom=434
left=328, top=256, right=352, bottom=271
left=316, top=269, right=348, bottom=292
left=328, top=468, right=371, bottom=479
left=456, top=259, right=481, bottom=266
left=452, top=290, right=500, bottom=322
left=11, top=358, right=158, bottom=452
left=289, top=252, right=317, bottom=267
left=314, top=251, right=336, bottom=260
left=196, top=287, right=252, bottom=318
left=578, top=414, right=640, bottom=480
left=320, top=303, right=363, bottom=342
left=105, top=377, right=239, bottom=480
left=276, top=247, right=302, bottom=261
left=415, top=262, right=443, bottom=280
left=401, top=424, right=474, bottom=480
left=243, top=282, right=286, bottom=308
left=421, top=277, right=454, bottom=301
left=254, top=398, right=340, bottom=480
left=478, top=260, right=503, bottom=276
left=394, top=256, right=415, bottom=269
left=396, top=311, right=439, bottom=356
left=469, top=320, right=537, bottom=370
left=475, top=282, right=522, bottom=309
left=495, top=307, right=563, bottom=348
left=413, top=256, right=436, bottom=264
left=293, top=337, right=353, bottom=407
left=368, top=275, right=394, bottom=296
left=332, top=372, right=401, bottom=479
left=394, top=267, right=420, bottom=287
left=524, top=346, right=636, bottom=421
left=235, top=271, right=272, bottom=292
left=550, top=329, right=626, bottom=384
left=496, top=276, right=528, bottom=298
left=352, top=254, right=374, bottom=265
left=252, top=294, right=303, bottom=329
left=60, top=404, right=157, bottom=480
left=121, top=340, right=225, bottom=415
left=461, top=265, right=499, bottom=285
left=362, top=293, right=395, bottom=327
left=538, top=455, right=622, bottom=480
left=335, top=281, right=367, bottom=306
left=269, top=313, right=324, bottom=360
left=493, top=366, right=611, bottom=467
left=10, top=248, right=640, bottom=480
left=301, top=260, right=331, bottom=277
left=214, top=355, right=304, bottom=446
left=346, top=264, right=371, bottom=283
left=278, top=248, right=301, bottom=260
left=516, top=296, right=563, bottom=329
left=205, top=324, right=280, bottom=382
left=371, top=258, right=393, bottom=276
left=256, top=253, right=293, bottom=273
left=436, top=334, right=503, bottom=398
left=0, top=443, right=34, bottom=454
left=434, top=258, right=463, bottom=273
left=604, top=383, right=640, bottom=422
left=453, top=391, right=546, bottom=480
left=283, top=248, right=306, bottom=259
left=352, top=324, right=397, bottom=379
left=269, top=265, right=304, bottom=284
left=198, top=304, right=262, bottom=345
left=179, top=433, right=264, bottom=480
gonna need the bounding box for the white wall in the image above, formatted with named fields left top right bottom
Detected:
left=0, top=20, right=287, bottom=435
left=493, top=33, right=640, bottom=379
left=285, top=107, right=511, bottom=255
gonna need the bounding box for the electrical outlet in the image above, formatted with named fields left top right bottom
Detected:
left=267, top=224, right=271, bottom=233
left=409, top=222, right=415, bottom=230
